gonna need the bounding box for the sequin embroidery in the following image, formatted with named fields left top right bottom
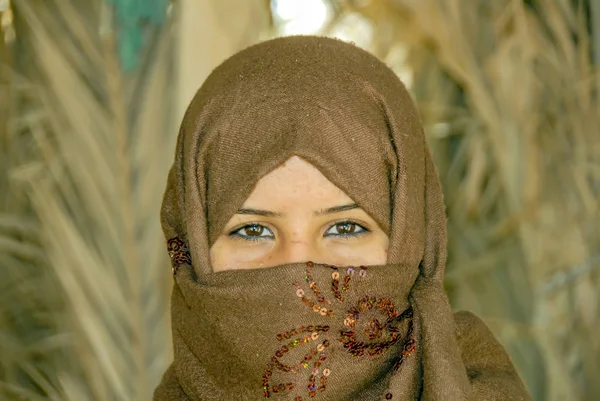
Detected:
left=262, top=262, right=416, bottom=399
left=166, top=237, right=192, bottom=275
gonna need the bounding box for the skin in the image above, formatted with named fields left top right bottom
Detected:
left=210, top=156, right=389, bottom=272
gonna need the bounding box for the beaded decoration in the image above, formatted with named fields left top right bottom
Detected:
left=381, top=316, right=417, bottom=400
left=339, top=295, right=406, bottom=358
left=166, top=237, right=192, bottom=275
left=262, top=329, right=331, bottom=398
left=262, top=261, right=416, bottom=399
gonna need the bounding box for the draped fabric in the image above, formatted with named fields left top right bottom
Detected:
left=154, top=36, right=530, bottom=401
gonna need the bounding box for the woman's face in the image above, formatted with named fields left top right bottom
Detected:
left=210, top=156, right=389, bottom=272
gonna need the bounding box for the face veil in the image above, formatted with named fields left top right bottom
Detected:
left=155, top=36, right=531, bottom=401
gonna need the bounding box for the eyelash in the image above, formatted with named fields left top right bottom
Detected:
left=228, top=220, right=371, bottom=242
left=229, top=223, right=274, bottom=242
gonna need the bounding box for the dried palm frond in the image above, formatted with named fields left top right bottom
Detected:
left=329, top=0, right=600, bottom=399
left=1, top=0, right=175, bottom=399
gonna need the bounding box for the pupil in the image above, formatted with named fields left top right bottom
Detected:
left=246, top=224, right=263, bottom=236
left=337, top=222, right=355, bottom=234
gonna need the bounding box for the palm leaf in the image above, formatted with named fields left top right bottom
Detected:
left=1, top=0, right=175, bottom=399
left=332, top=0, right=600, bottom=399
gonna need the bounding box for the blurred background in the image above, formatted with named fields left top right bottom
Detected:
left=1, top=0, right=599, bottom=400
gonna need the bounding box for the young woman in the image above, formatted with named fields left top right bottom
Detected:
left=155, top=35, right=530, bottom=400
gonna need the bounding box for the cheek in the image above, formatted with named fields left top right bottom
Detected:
left=324, top=233, right=389, bottom=266
left=208, top=241, right=229, bottom=272
left=209, top=237, right=276, bottom=272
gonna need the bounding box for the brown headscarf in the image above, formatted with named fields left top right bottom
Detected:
left=155, top=36, right=530, bottom=400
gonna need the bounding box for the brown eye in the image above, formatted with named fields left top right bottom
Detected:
left=230, top=223, right=274, bottom=241
left=244, top=224, right=264, bottom=236
left=336, top=222, right=356, bottom=234
left=325, top=221, right=369, bottom=237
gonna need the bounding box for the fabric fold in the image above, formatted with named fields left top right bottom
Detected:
left=155, top=35, right=530, bottom=401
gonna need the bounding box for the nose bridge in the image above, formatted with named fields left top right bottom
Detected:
left=283, top=236, right=319, bottom=264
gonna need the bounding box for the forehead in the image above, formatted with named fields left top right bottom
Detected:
left=241, top=156, right=355, bottom=208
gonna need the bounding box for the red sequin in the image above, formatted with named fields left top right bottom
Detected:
left=166, top=237, right=192, bottom=275
left=262, top=261, right=416, bottom=399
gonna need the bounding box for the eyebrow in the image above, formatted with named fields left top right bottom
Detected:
left=236, top=208, right=284, bottom=218
left=235, top=203, right=359, bottom=218
left=314, top=203, right=359, bottom=216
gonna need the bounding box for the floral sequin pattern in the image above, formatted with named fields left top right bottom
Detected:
left=167, top=237, right=192, bottom=275
left=262, top=262, right=416, bottom=399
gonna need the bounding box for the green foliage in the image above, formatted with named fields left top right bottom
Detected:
left=104, top=0, right=169, bottom=70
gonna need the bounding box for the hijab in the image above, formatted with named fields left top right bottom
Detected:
left=155, top=35, right=530, bottom=400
